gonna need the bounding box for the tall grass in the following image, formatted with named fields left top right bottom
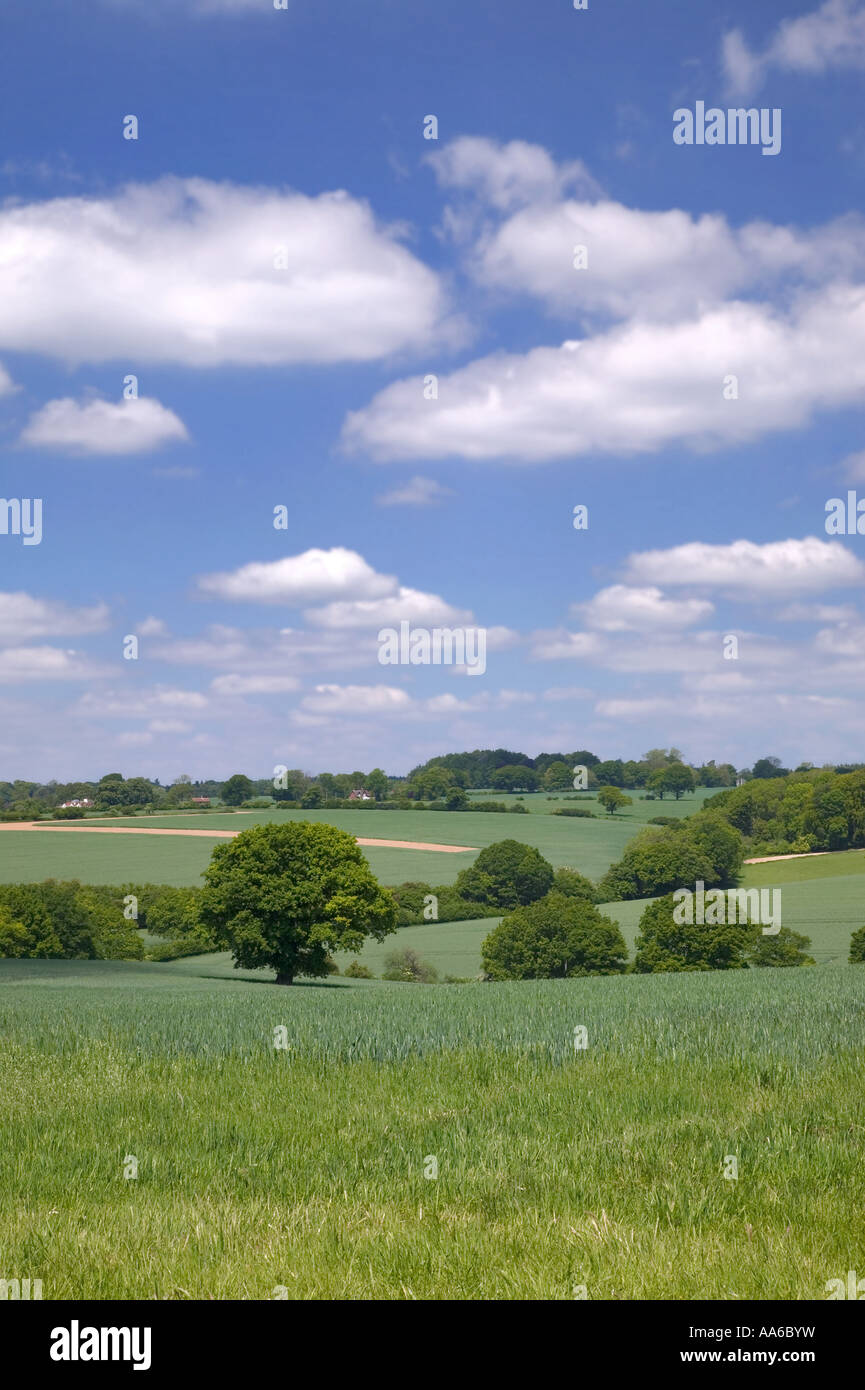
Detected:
left=0, top=962, right=863, bottom=1298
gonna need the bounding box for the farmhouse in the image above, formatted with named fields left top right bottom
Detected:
left=60, top=798, right=93, bottom=809
left=191, top=796, right=210, bottom=806
left=348, top=789, right=373, bottom=801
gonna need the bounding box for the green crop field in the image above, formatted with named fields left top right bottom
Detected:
left=0, top=829, right=479, bottom=889
left=0, top=955, right=863, bottom=1299
left=466, top=786, right=720, bottom=820
left=1, top=797, right=716, bottom=889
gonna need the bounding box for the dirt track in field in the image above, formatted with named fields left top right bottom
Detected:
left=0, top=822, right=475, bottom=853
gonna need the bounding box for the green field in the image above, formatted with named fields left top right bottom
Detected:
left=1, top=954, right=863, bottom=1299
left=0, top=829, right=478, bottom=889
left=3, top=802, right=863, bottom=1299
left=0, top=795, right=718, bottom=890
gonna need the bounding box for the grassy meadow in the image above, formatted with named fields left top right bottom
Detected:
left=1, top=789, right=718, bottom=889
left=1, top=956, right=863, bottom=1299
left=2, top=795, right=864, bottom=1299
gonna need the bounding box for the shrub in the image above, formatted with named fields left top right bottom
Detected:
left=0, top=880, right=143, bottom=960
left=343, top=960, right=374, bottom=978
left=388, top=882, right=500, bottom=926
left=146, top=938, right=213, bottom=962
left=632, top=893, right=752, bottom=973
left=551, top=868, right=597, bottom=902
left=552, top=807, right=594, bottom=818
left=849, top=925, right=865, bottom=964
left=0, top=905, right=30, bottom=956
left=748, top=927, right=815, bottom=968
left=481, top=892, right=627, bottom=980
left=382, top=947, right=439, bottom=983
left=597, top=828, right=717, bottom=901
left=455, top=839, right=554, bottom=910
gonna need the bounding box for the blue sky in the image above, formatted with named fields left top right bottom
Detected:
left=2, top=0, right=865, bottom=781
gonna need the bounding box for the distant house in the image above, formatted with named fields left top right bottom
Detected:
left=191, top=796, right=211, bottom=806
left=60, top=797, right=93, bottom=809
left=348, top=789, right=373, bottom=801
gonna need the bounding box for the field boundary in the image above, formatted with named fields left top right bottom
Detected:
left=0, top=822, right=476, bottom=853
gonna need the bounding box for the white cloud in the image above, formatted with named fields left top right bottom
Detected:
left=776, top=602, right=858, bottom=622
left=210, top=673, right=301, bottom=695
left=136, top=616, right=169, bottom=637
left=623, top=537, right=865, bottom=597
left=464, top=199, right=865, bottom=322
left=429, top=136, right=599, bottom=213
left=429, top=137, right=865, bottom=324
left=530, top=630, right=603, bottom=662
left=0, top=647, right=102, bottom=683
left=19, top=395, right=189, bottom=455
left=299, top=684, right=413, bottom=715
left=344, top=286, right=865, bottom=462
left=0, top=593, right=110, bottom=642
left=304, top=587, right=473, bottom=630
left=577, top=585, right=713, bottom=632
left=0, top=178, right=452, bottom=367
left=376, top=475, right=454, bottom=506
left=722, top=1, right=865, bottom=98
left=198, top=548, right=397, bottom=605
left=0, top=362, right=18, bottom=396
left=74, top=687, right=209, bottom=718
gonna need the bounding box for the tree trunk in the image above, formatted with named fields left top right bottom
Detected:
left=275, top=971, right=294, bottom=985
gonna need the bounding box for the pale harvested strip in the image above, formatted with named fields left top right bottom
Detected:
left=743, top=850, right=851, bottom=864
left=0, top=822, right=475, bottom=853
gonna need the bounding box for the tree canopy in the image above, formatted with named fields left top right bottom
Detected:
left=455, top=839, right=554, bottom=910
left=198, top=821, right=397, bottom=984
left=481, top=892, right=627, bottom=979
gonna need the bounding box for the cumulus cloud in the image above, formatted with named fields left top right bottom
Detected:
left=299, top=684, right=413, bottom=715
left=19, top=395, right=189, bottom=455
left=0, top=647, right=104, bottom=683
left=304, top=587, right=473, bottom=630
left=135, top=616, right=169, bottom=637
left=429, top=135, right=599, bottom=213
left=722, top=0, right=865, bottom=98
left=198, top=548, right=397, bottom=605
left=0, top=362, right=18, bottom=396
left=623, top=537, right=865, bottom=597
left=210, top=673, right=301, bottom=695
left=576, top=585, right=713, bottom=632
left=427, top=138, right=865, bottom=324
left=74, top=687, right=209, bottom=718
left=0, top=178, right=452, bottom=367
left=464, top=198, right=865, bottom=322
left=343, top=287, right=865, bottom=461
left=198, top=549, right=484, bottom=637
left=376, top=475, right=454, bottom=506
left=0, top=593, right=110, bottom=642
